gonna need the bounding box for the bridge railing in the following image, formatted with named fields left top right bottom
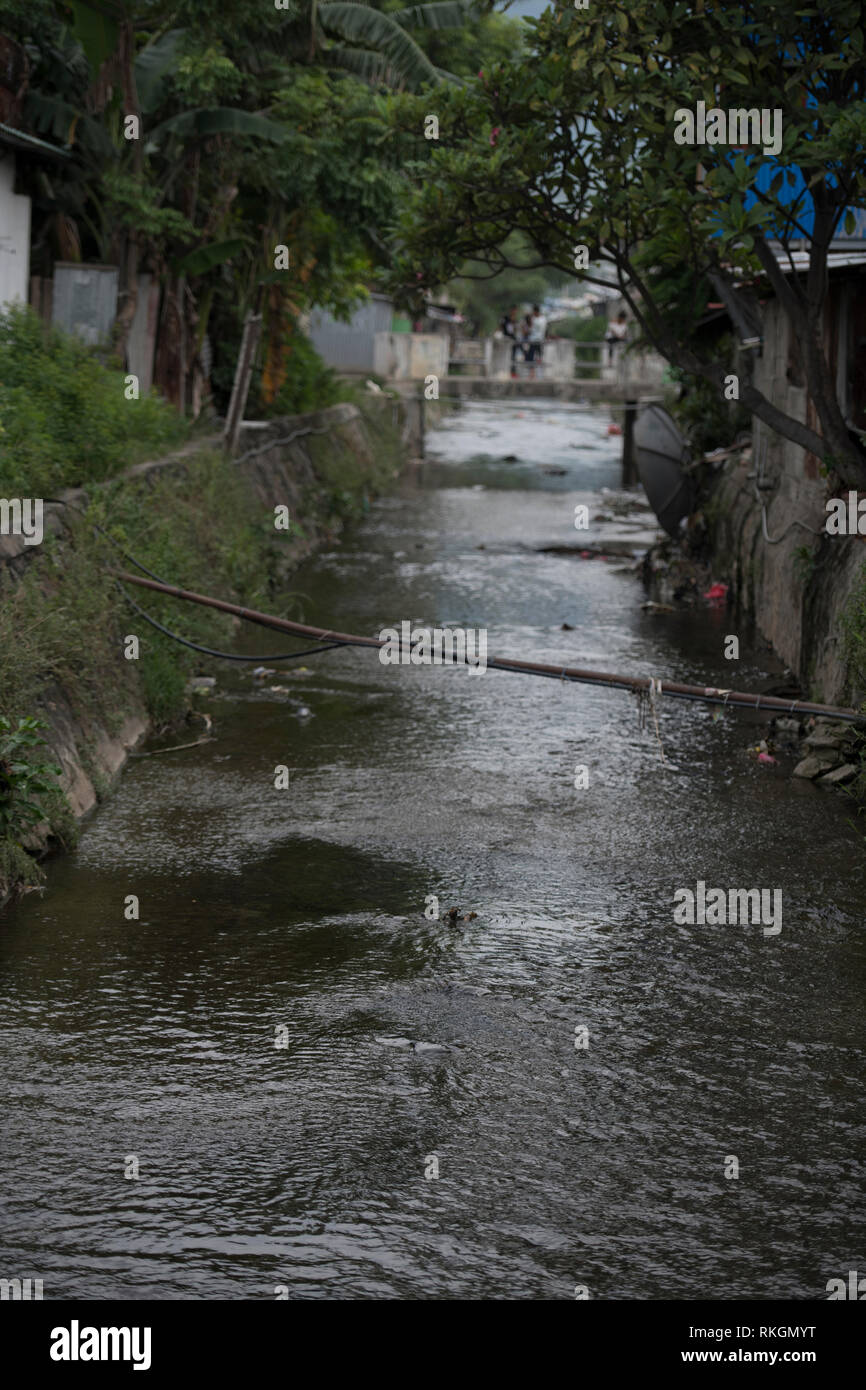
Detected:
left=574, top=340, right=670, bottom=386
left=449, top=338, right=489, bottom=368
left=483, top=338, right=576, bottom=380
left=446, top=335, right=669, bottom=385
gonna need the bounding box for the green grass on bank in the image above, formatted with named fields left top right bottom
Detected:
left=1, top=449, right=299, bottom=737
left=0, top=305, right=189, bottom=495
left=0, top=304, right=381, bottom=495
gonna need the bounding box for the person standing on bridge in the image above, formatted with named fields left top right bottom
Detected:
left=527, top=304, right=547, bottom=379
left=605, top=311, right=629, bottom=366
left=500, top=306, right=524, bottom=377
left=512, top=311, right=533, bottom=377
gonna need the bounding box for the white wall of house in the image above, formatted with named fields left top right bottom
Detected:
left=0, top=154, right=31, bottom=307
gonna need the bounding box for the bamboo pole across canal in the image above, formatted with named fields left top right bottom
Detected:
left=111, top=569, right=866, bottom=726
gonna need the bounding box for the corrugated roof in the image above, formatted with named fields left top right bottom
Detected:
left=771, top=245, right=866, bottom=274
left=0, top=121, right=70, bottom=159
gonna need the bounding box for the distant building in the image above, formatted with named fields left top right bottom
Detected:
left=308, top=291, right=458, bottom=379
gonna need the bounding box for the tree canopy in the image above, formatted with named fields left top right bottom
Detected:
left=384, top=0, right=866, bottom=483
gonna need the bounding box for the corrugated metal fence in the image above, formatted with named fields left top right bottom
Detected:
left=308, top=292, right=394, bottom=372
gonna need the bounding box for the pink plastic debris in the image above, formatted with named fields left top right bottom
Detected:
left=703, top=582, right=729, bottom=602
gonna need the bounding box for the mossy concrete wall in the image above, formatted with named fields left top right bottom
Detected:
left=234, top=396, right=416, bottom=528
left=706, top=445, right=864, bottom=708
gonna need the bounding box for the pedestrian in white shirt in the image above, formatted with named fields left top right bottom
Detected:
left=605, top=311, right=628, bottom=365
left=527, top=305, right=547, bottom=379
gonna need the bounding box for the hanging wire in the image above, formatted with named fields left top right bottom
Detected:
left=45, top=496, right=347, bottom=664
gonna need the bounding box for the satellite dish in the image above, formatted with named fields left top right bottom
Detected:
left=634, top=405, right=694, bottom=537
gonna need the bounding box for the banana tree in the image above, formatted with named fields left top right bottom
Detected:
left=313, top=1, right=476, bottom=88
left=30, top=6, right=288, bottom=399
left=24, top=0, right=477, bottom=413
left=231, top=0, right=477, bottom=90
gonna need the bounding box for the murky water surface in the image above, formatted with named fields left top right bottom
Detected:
left=1, top=400, right=863, bottom=1299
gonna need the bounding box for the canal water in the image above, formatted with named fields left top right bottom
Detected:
left=1, top=399, right=863, bottom=1300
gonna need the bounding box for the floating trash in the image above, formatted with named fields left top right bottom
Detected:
left=443, top=906, right=478, bottom=925
left=703, top=582, right=729, bottom=603
left=375, top=1037, right=447, bottom=1055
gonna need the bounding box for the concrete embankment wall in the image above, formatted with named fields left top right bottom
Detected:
left=706, top=445, right=863, bottom=708
left=0, top=394, right=419, bottom=902
left=234, top=395, right=422, bottom=512
left=700, top=295, right=864, bottom=707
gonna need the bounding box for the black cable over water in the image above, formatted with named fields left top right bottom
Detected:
left=114, top=582, right=347, bottom=663
left=44, top=496, right=351, bottom=664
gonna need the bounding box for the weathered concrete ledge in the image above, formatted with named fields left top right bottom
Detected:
left=234, top=396, right=420, bottom=519
left=0, top=435, right=223, bottom=580
left=436, top=376, right=662, bottom=401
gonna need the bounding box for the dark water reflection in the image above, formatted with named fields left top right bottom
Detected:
left=1, top=399, right=863, bottom=1300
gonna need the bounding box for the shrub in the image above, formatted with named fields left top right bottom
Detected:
left=250, top=325, right=346, bottom=419
left=0, top=305, right=187, bottom=494
left=0, top=714, right=72, bottom=897
left=666, top=341, right=751, bottom=456
left=0, top=716, right=62, bottom=841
